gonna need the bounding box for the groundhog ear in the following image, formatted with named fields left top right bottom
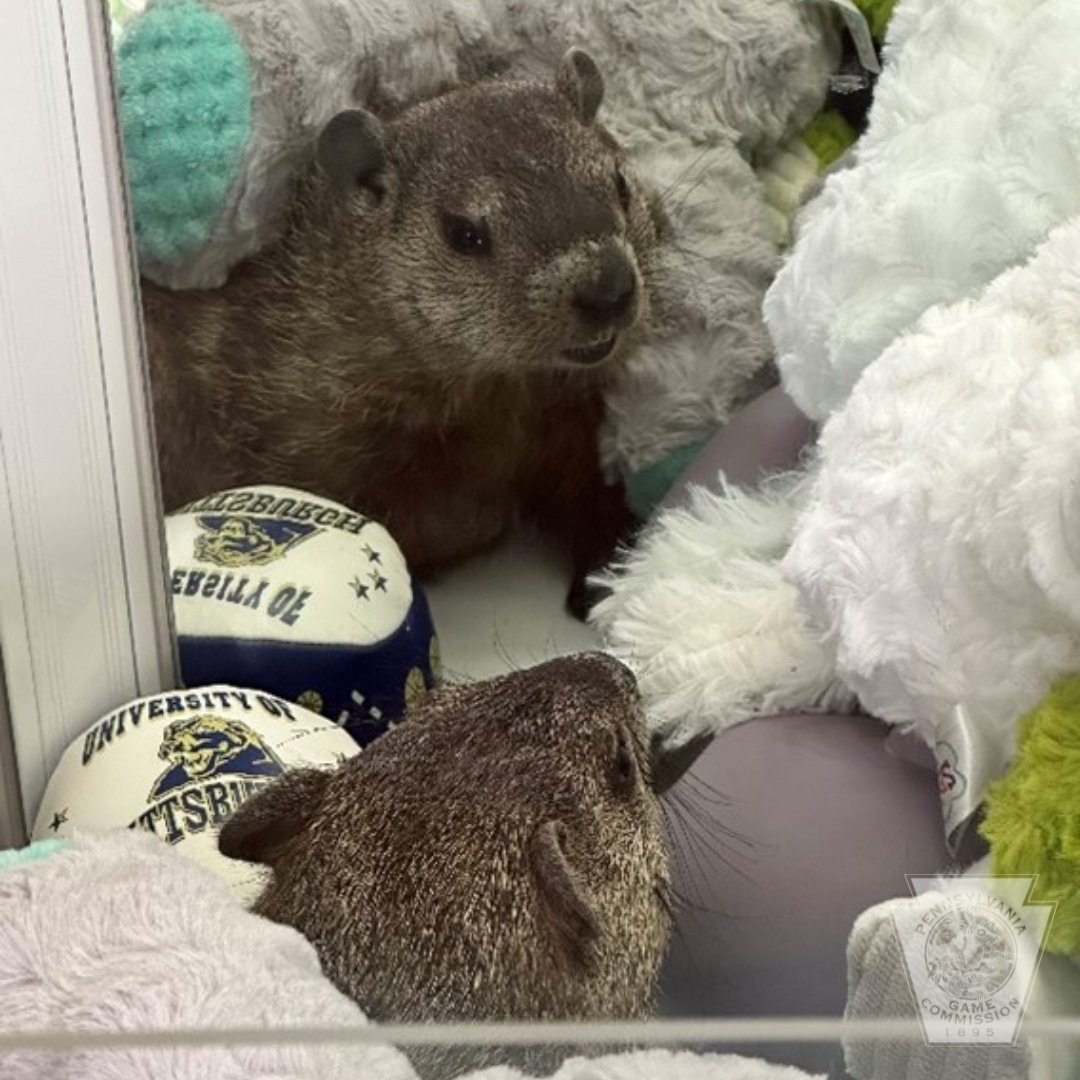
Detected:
left=317, top=109, right=387, bottom=193
left=556, top=48, right=604, bottom=126
left=530, top=820, right=601, bottom=968
left=218, top=767, right=330, bottom=866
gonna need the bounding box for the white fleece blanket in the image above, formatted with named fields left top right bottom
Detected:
left=0, top=831, right=818, bottom=1080
left=594, top=0, right=1080, bottom=840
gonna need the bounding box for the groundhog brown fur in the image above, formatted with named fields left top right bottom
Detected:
left=143, top=50, right=665, bottom=615
left=219, top=653, right=688, bottom=1077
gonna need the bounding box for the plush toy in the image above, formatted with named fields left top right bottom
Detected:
left=752, top=0, right=896, bottom=248
left=30, top=684, right=360, bottom=904
left=0, top=832, right=414, bottom=1080
left=842, top=883, right=1034, bottom=1080
left=165, top=485, right=440, bottom=745
left=598, top=0, right=1080, bottom=782
left=981, top=675, right=1080, bottom=959
left=859, top=0, right=898, bottom=41
left=112, top=0, right=839, bottom=511
left=617, top=0, right=894, bottom=512
left=839, top=672, right=1080, bottom=1080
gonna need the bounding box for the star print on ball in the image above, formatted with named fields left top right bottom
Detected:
left=166, top=485, right=440, bottom=746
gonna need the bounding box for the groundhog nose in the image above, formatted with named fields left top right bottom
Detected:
left=540, top=651, right=639, bottom=698
left=576, top=651, right=639, bottom=696
left=573, top=253, right=637, bottom=330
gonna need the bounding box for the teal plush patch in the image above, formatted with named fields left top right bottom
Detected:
left=116, top=0, right=251, bottom=266
left=0, top=838, right=69, bottom=875
left=625, top=436, right=711, bottom=520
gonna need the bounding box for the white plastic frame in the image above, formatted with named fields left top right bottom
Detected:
left=0, top=0, right=176, bottom=834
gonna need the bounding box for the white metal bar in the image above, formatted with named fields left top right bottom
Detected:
left=1, top=1015, right=1078, bottom=1052
left=0, top=0, right=176, bottom=828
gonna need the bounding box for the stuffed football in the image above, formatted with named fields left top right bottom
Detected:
left=165, top=484, right=440, bottom=746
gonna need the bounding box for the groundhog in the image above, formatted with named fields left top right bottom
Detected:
left=218, top=653, right=702, bottom=1078
left=143, top=50, right=664, bottom=616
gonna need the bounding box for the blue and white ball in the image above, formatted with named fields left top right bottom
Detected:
left=32, top=685, right=360, bottom=904
left=166, top=485, right=439, bottom=745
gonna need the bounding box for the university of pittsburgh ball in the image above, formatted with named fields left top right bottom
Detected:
left=31, top=685, right=359, bottom=904
left=166, top=484, right=440, bottom=746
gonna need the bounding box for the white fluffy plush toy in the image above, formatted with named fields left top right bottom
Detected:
left=593, top=0, right=1080, bottom=821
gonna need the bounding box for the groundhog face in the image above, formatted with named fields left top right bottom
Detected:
left=316, top=50, right=664, bottom=376
left=219, top=653, right=705, bottom=1073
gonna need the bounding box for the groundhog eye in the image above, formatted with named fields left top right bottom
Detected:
left=443, top=213, right=492, bottom=256
left=612, top=735, right=637, bottom=794
left=614, top=166, right=631, bottom=210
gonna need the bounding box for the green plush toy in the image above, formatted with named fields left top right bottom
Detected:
left=753, top=0, right=897, bottom=247
left=115, top=0, right=251, bottom=276
left=981, top=675, right=1080, bottom=958
left=860, top=0, right=898, bottom=41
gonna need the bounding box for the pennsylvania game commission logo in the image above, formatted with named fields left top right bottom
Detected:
left=891, top=875, right=1055, bottom=1045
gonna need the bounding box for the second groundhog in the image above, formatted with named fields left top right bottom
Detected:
left=143, top=50, right=664, bottom=615
left=219, top=653, right=679, bottom=1078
